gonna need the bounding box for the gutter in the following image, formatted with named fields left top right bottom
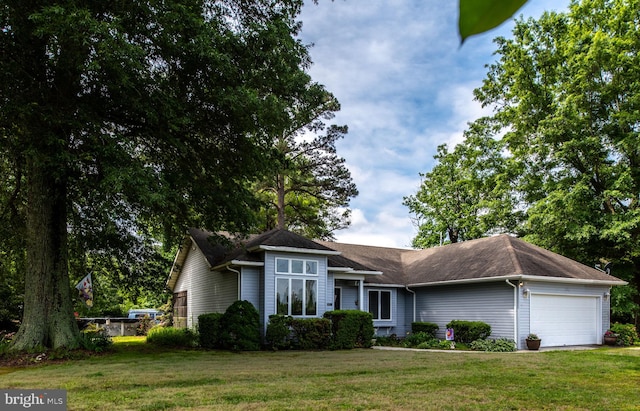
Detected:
left=409, top=274, right=627, bottom=288
left=505, top=279, right=518, bottom=348
left=405, top=286, right=416, bottom=323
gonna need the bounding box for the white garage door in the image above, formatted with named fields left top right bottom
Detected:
left=530, top=294, right=599, bottom=347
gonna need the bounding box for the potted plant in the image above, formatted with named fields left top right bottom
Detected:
left=526, top=333, right=541, bottom=350
left=603, top=330, right=618, bottom=346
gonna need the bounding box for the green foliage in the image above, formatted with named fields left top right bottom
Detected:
left=458, top=0, right=528, bottom=43
left=146, top=327, right=197, bottom=348
left=411, top=322, right=439, bottom=338
left=78, top=326, right=113, bottom=353
left=470, top=338, right=517, bottom=352
left=219, top=301, right=260, bottom=352
left=198, top=313, right=224, bottom=349
left=135, top=315, right=155, bottom=337
left=446, top=320, right=491, bottom=343
left=403, top=332, right=434, bottom=348
left=265, top=315, right=294, bottom=350
left=373, top=334, right=402, bottom=347
left=526, top=333, right=540, bottom=340
left=609, top=323, right=639, bottom=347
left=324, top=310, right=374, bottom=350
left=290, top=318, right=332, bottom=350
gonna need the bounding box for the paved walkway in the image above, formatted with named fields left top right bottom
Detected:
left=372, top=345, right=602, bottom=353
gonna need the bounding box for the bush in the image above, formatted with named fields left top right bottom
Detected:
left=470, top=338, right=516, bottom=352
left=198, top=313, right=223, bottom=349
left=146, top=327, right=197, bottom=348
left=403, top=331, right=433, bottom=348
left=324, top=310, right=374, bottom=349
left=610, top=323, right=639, bottom=347
left=78, top=323, right=113, bottom=353
left=373, top=334, right=402, bottom=347
left=446, top=320, right=491, bottom=343
left=290, top=318, right=332, bottom=350
left=219, top=300, right=260, bottom=351
left=411, top=322, right=439, bottom=338
left=136, top=315, right=155, bottom=336
left=265, top=315, right=293, bottom=350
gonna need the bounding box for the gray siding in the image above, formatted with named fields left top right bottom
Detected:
left=414, top=282, right=515, bottom=340
left=240, top=267, right=261, bottom=310
left=172, top=241, right=238, bottom=328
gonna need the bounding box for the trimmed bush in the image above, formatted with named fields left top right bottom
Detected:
left=146, top=327, right=197, bottom=348
left=198, top=313, right=223, bottom=349
left=78, top=325, right=113, bottom=353
left=219, top=300, right=260, bottom=351
left=403, top=331, right=433, bottom=348
left=290, top=318, right=332, bottom=350
left=266, top=315, right=293, bottom=350
left=446, top=320, right=491, bottom=343
left=610, top=323, right=639, bottom=347
left=411, top=322, right=439, bottom=338
left=470, top=338, right=516, bottom=352
left=324, top=310, right=374, bottom=349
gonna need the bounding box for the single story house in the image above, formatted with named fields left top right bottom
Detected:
left=166, top=228, right=626, bottom=349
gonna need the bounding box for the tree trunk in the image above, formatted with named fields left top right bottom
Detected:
left=10, top=155, right=78, bottom=351
left=276, top=173, right=286, bottom=230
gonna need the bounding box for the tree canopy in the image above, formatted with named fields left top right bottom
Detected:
left=1, top=0, right=330, bottom=350
left=413, top=0, right=640, bottom=323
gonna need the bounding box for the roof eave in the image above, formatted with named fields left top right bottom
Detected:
left=212, top=260, right=265, bottom=271
left=409, top=274, right=628, bottom=288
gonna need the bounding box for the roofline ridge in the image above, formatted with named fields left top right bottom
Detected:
left=503, top=235, right=524, bottom=274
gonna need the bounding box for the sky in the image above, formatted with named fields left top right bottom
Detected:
left=297, top=0, right=570, bottom=248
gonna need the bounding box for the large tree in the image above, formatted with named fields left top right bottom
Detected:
left=1, top=0, right=323, bottom=350
left=474, top=0, right=640, bottom=323
left=404, top=119, right=522, bottom=247
left=254, top=89, right=357, bottom=240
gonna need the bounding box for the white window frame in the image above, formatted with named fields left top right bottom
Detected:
left=275, top=277, right=318, bottom=317
left=368, top=290, right=392, bottom=321
left=275, top=257, right=318, bottom=275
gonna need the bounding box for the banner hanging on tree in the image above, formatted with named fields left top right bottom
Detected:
left=75, top=273, right=94, bottom=308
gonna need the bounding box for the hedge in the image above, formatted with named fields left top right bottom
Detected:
left=323, top=310, right=374, bottom=349
left=445, top=320, right=491, bottom=343
left=411, top=322, right=439, bottom=338
left=198, top=312, right=223, bottom=349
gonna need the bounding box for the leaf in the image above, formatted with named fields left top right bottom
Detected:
left=458, top=0, right=528, bottom=44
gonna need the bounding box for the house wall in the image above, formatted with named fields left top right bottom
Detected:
left=262, top=251, right=329, bottom=333
left=414, top=282, right=515, bottom=341
left=240, top=266, right=262, bottom=330
left=173, top=241, right=238, bottom=328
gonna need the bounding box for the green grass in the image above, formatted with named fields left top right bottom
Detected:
left=1, top=339, right=639, bottom=410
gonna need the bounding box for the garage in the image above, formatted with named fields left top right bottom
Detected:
left=530, top=294, right=600, bottom=347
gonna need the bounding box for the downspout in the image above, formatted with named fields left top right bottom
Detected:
left=505, top=280, right=518, bottom=349
left=226, top=266, right=241, bottom=300
left=405, top=286, right=416, bottom=323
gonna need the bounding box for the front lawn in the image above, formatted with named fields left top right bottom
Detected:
left=1, top=339, right=639, bottom=410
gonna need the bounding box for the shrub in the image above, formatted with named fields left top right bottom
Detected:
left=610, top=323, right=639, bottom=347
left=446, top=320, right=491, bottom=343
left=219, top=300, right=260, bottom=351
left=136, top=315, right=155, bottom=336
left=403, top=332, right=433, bottom=348
left=265, top=315, right=293, bottom=350
left=324, top=310, right=374, bottom=349
left=198, top=313, right=223, bottom=349
left=146, top=327, right=197, bottom=348
left=411, top=322, right=439, bottom=338
left=290, top=318, right=332, bottom=350
left=77, top=323, right=113, bottom=353
left=373, top=334, right=402, bottom=347
left=470, top=338, right=516, bottom=352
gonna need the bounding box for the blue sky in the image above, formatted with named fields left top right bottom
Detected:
left=298, top=0, right=570, bottom=248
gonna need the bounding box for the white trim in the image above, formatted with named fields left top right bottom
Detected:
left=409, top=274, right=627, bottom=288
left=253, top=245, right=341, bottom=255
left=368, top=289, right=392, bottom=321
left=212, top=260, right=265, bottom=270
left=328, top=267, right=383, bottom=275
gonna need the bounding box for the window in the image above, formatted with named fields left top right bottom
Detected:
left=275, top=258, right=318, bottom=275
left=276, top=278, right=317, bottom=316
left=368, top=290, right=391, bottom=320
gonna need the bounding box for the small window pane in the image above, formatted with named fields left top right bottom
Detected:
left=291, top=259, right=304, bottom=274
left=368, top=291, right=379, bottom=319
left=276, top=279, right=289, bottom=315
left=381, top=291, right=391, bottom=320
left=306, top=280, right=317, bottom=316
left=306, top=261, right=318, bottom=274
left=276, top=259, right=289, bottom=273
left=291, top=279, right=303, bottom=315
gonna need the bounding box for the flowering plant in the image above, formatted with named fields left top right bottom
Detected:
left=604, top=330, right=618, bottom=337
left=526, top=333, right=540, bottom=340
